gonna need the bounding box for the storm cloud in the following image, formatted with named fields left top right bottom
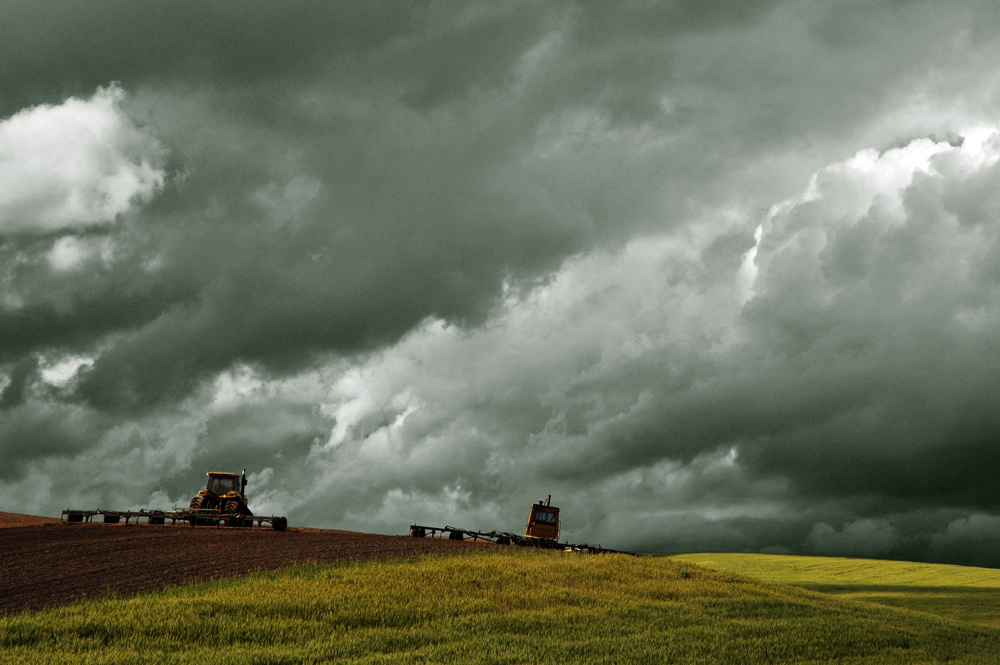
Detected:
left=3, top=1, right=1000, bottom=566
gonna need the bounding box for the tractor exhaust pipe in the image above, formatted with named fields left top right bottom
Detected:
left=241, top=469, right=247, bottom=494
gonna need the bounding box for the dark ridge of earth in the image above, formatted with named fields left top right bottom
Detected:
left=0, top=513, right=491, bottom=616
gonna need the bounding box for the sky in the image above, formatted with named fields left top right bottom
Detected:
left=2, top=0, right=1000, bottom=565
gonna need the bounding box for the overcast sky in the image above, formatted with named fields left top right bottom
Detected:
left=3, top=0, right=1000, bottom=565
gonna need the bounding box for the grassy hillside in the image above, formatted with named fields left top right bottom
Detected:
left=2, top=549, right=999, bottom=664
left=671, top=553, right=1000, bottom=628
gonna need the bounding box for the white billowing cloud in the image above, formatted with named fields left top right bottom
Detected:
left=47, top=235, right=115, bottom=271
left=0, top=84, right=165, bottom=233
left=47, top=237, right=89, bottom=271
left=39, top=355, right=95, bottom=386
left=750, top=137, right=957, bottom=307
left=210, top=364, right=269, bottom=411
left=745, top=128, right=1000, bottom=372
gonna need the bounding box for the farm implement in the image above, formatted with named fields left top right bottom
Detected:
left=60, top=508, right=287, bottom=530
left=410, top=495, right=635, bottom=555
left=61, top=469, right=288, bottom=531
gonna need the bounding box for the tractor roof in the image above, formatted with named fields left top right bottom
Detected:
left=207, top=472, right=238, bottom=478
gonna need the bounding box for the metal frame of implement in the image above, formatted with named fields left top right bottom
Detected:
left=409, top=524, right=635, bottom=555
left=61, top=508, right=288, bottom=530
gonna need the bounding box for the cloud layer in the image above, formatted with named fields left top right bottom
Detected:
left=2, top=1, right=1000, bottom=565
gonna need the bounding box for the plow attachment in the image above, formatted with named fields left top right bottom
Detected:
left=62, top=508, right=288, bottom=531
left=409, top=524, right=635, bottom=555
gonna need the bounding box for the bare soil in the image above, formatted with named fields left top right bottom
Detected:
left=0, top=513, right=489, bottom=616
left=0, top=511, right=61, bottom=528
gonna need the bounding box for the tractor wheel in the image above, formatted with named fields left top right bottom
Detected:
left=225, top=500, right=247, bottom=527
left=271, top=516, right=287, bottom=531
left=188, top=496, right=203, bottom=525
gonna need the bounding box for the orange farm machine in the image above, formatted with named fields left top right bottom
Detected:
left=62, top=469, right=288, bottom=531
left=409, top=495, right=635, bottom=555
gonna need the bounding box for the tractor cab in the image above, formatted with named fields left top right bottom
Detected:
left=190, top=470, right=251, bottom=519
left=206, top=473, right=238, bottom=496
left=524, top=495, right=560, bottom=540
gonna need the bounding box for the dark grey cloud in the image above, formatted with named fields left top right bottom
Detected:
left=3, top=1, right=1000, bottom=566
left=0, top=1, right=412, bottom=115
left=0, top=400, right=111, bottom=481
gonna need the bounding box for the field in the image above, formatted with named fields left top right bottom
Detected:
left=0, top=514, right=483, bottom=616
left=4, top=547, right=1000, bottom=664
left=4, top=514, right=1000, bottom=664
left=671, top=552, right=1000, bottom=629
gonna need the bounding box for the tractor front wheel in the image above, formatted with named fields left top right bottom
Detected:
left=188, top=496, right=204, bottom=525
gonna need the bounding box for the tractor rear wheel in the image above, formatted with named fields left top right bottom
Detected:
left=225, top=500, right=247, bottom=527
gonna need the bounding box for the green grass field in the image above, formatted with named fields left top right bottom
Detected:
left=2, top=549, right=999, bottom=664
left=671, top=552, right=1000, bottom=629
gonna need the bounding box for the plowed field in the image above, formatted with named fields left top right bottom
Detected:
left=0, top=512, right=488, bottom=616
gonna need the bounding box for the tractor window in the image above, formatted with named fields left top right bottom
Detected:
left=210, top=477, right=235, bottom=494
left=533, top=511, right=557, bottom=525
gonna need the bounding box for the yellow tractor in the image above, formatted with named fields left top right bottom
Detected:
left=524, top=495, right=559, bottom=540
left=62, top=469, right=287, bottom=530
left=189, top=470, right=253, bottom=527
